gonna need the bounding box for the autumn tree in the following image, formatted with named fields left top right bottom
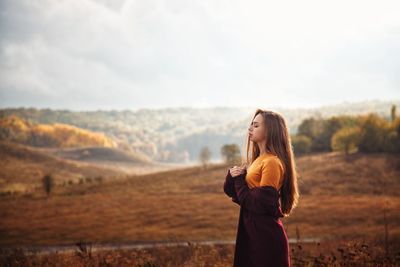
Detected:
left=221, top=144, right=241, bottom=165
left=358, top=114, right=391, bottom=153
left=291, top=135, right=312, bottom=155
left=199, top=146, right=211, bottom=169
left=297, top=117, right=327, bottom=152
left=391, top=105, right=396, bottom=122
left=386, top=117, right=400, bottom=153
left=42, top=174, right=54, bottom=197
left=331, top=127, right=361, bottom=155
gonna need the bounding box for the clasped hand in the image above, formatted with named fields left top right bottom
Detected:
left=229, top=165, right=246, bottom=178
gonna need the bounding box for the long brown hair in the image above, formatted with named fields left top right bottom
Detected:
left=243, top=109, right=299, bottom=216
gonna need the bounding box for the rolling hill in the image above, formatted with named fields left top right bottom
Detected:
left=0, top=141, right=123, bottom=194
left=0, top=141, right=198, bottom=196
left=46, top=146, right=150, bottom=163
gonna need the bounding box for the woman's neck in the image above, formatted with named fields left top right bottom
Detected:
left=257, top=141, right=266, bottom=155
left=259, top=149, right=275, bottom=157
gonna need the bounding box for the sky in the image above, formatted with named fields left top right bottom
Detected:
left=0, top=0, right=399, bottom=111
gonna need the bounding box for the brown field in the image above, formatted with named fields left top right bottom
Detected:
left=0, top=144, right=399, bottom=265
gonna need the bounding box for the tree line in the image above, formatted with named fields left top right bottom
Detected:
left=292, top=105, right=399, bottom=155
left=200, top=105, right=399, bottom=167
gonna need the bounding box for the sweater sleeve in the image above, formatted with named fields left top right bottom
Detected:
left=223, top=170, right=240, bottom=205
left=233, top=172, right=283, bottom=216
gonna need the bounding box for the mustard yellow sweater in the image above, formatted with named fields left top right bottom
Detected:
left=245, top=153, right=284, bottom=190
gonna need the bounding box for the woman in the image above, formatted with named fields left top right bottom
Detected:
left=223, top=109, right=299, bottom=267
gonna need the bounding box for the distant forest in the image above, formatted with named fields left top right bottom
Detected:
left=1, top=100, right=398, bottom=162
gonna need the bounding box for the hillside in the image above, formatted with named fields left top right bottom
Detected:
left=0, top=141, right=196, bottom=196
left=45, top=146, right=150, bottom=163
left=0, top=141, right=124, bottom=194
left=0, top=152, right=398, bottom=246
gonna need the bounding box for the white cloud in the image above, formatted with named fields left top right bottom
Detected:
left=0, top=0, right=399, bottom=110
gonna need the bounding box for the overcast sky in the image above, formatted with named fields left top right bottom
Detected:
left=0, top=0, right=399, bottom=111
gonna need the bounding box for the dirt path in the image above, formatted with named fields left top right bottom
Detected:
left=0, top=238, right=321, bottom=255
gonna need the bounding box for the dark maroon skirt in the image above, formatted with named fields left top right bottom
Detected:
left=223, top=170, right=290, bottom=267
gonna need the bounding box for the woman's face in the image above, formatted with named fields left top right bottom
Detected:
left=248, top=113, right=266, bottom=143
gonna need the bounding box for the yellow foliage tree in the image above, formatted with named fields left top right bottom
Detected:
left=0, top=115, right=116, bottom=148
left=331, top=127, right=361, bottom=155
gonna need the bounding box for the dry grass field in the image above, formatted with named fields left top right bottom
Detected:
left=0, top=143, right=399, bottom=265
